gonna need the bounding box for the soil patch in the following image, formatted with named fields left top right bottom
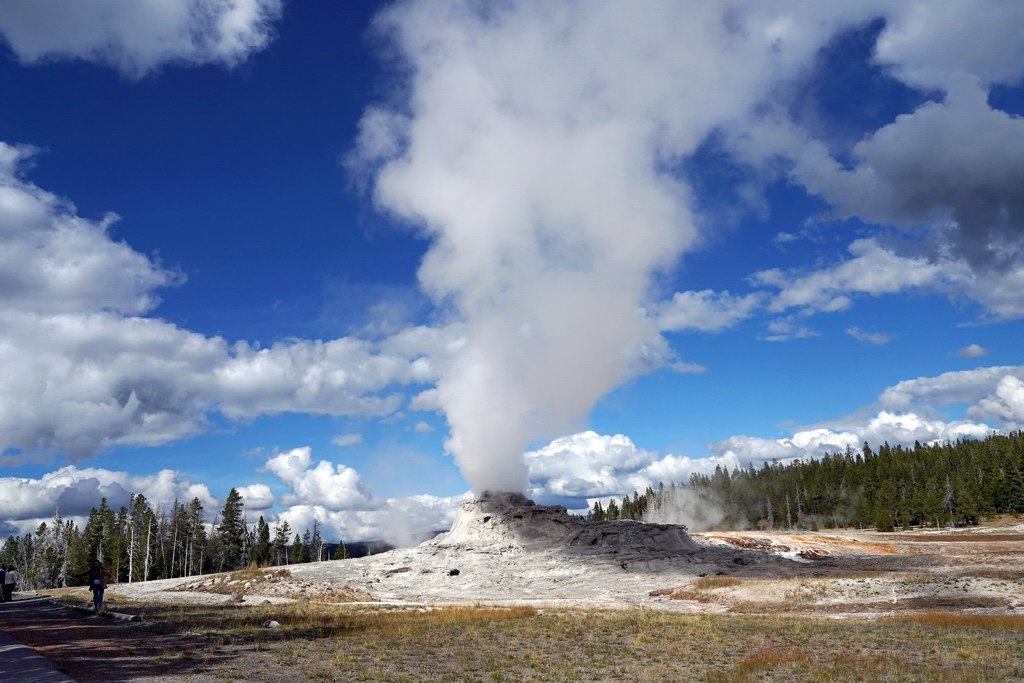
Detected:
left=0, top=597, right=234, bottom=682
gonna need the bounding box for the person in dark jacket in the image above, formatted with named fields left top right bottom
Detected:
left=0, top=566, right=6, bottom=603
left=88, top=560, right=114, bottom=612
left=3, top=565, right=17, bottom=602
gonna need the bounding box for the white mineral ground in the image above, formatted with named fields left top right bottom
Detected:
left=106, top=492, right=1024, bottom=616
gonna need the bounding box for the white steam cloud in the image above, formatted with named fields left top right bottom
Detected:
left=643, top=487, right=727, bottom=532
left=354, top=1, right=857, bottom=494
left=355, top=0, right=1024, bottom=495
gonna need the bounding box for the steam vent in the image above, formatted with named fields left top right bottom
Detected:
left=439, top=491, right=698, bottom=560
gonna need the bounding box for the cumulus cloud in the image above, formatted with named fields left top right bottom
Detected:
left=213, top=338, right=411, bottom=420
left=274, top=491, right=466, bottom=544
left=265, top=447, right=376, bottom=510
left=880, top=366, right=1024, bottom=412
left=259, top=445, right=471, bottom=543
left=711, top=429, right=860, bottom=465
left=525, top=431, right=737, bottom=504
left=0, top=142, right=445, bottom=462
left=957, top=344, right=988, bottom=359
left=969, top=375, right=1024, bottom=428
left=872, top=2, right=1024, bottom=92
left=0, top=0, right=283, bottom=77
left=0, top=465, right=216, bottom=536
left=0, top=146, right=185, bottom=314
left=235, top=483, right=274, bottom=512
left=823, top=80, right=1024, bottom=272
left=727, top=6, right=1024, bottom=318
left=714, top=366, right=1024, bottom=466
left=712, top=411, right=995, bottom=466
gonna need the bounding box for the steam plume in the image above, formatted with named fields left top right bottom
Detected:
left=353, top=2, right=869, bottom=493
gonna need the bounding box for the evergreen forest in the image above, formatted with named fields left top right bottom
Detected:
left=0, top=487, right=346, bottom=591
left=590, top=431, right=1024, bottom=532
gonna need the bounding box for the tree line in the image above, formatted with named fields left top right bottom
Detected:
left=589, top=431, right=1024, bottom=531
left=0, top=487, right=347, bottom=591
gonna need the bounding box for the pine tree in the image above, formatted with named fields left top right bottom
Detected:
left=216, top=488, right=245, bottom=571
left=253, top=516, right=272, bottom=567
left=301, top=529, right=312, bottom=563
left=290, top=533, right=306, bottom=564
left=273, top=521, right=291, bottom=565
left=185, top=497, right=207, bottom=576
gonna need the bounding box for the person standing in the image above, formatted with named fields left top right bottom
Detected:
left=3, top=565, right=17, bottom=602
left=0, top=566, right=6, bottom=603
left=88, top=560, right=113, bottom=612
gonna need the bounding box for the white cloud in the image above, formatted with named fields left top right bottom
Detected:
left=413, top=421, right=433, bottom=433
left=274, top=492, right=467, bottom=544
left=332, top=433, right=363, bottom=447
left=525, top=431, right=736, bottom=502
left=214, top=339, right=412, bottom=420
left=970, top=376, right=1024, bottom=428
left=654, top=290, right=762, bottom=333
left=718, top=5, right=1024, bottom=319
left=0, top=309, right=225, bottom=459
left=880, top=366, right=1024, bottom=412
left=711, top=411, right=995, bottom=466
left=0, top=144, right=184, bottom=315
left=714, top=366, right=1024, bottom=467
left=0, top=465, right=216, bottom=536
left=353, top=0, right=884, bottom=495
left=236, top=483, right=274, bottom=512
left=265, top=447, right=376, bottom=510
left=764, top=316, right=819, bottom=342
left=846, top=327, right=892, bottom=345
left=957, top=344, right=988, bottom=359
left=752, top=236, right=1024, bottom=321
left=408, top=388, right=440, bottom=412
left=0, top=146, right=450, bottom=461
left=754, top=239, right=952, bottom=315
left=0, top=0, right=282, bottom=77
left=711, top=429, right=860, bottom=465
left=826, top=80, right=1024, bottom=272
left=872, top=2, right=1024, bottom=91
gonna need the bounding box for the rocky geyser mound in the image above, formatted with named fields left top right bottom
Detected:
left=436, top=491, right=698, bottom=559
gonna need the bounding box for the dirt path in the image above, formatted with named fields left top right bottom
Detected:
left=0, top=597, right=235, bottom=682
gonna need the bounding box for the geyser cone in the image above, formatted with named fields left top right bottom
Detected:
left=439, top=491, right=698, bottom=557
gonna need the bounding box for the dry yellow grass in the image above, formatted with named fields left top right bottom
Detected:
left=63, top=599, right=1024, bottom=682
left=692, top=575, right=744, bottom=590
left=886, top=612, right=1024, bottom=631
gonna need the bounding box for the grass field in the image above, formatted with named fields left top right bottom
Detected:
left=80, top=598, right=1024, bottom=682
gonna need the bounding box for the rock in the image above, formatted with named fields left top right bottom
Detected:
left=436, top=491, right=698, bottom=557
left=263, top=619, right=280, bottom=628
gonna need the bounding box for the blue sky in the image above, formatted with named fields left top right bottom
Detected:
left=1, top=1, right=1023, bottom=542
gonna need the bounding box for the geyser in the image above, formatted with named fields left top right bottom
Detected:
left=439, top=491, right=698, bottom=557
left=356, top=1, right=713, bottom=494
